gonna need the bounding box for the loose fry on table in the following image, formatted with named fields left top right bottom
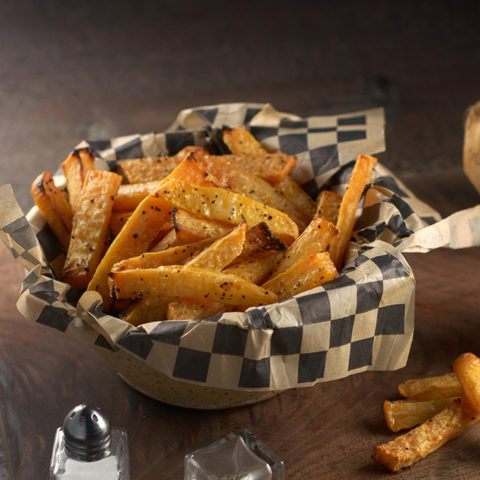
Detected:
left=61, top=148, right=95, bottom=212
left=62, top=170, right=122, bottom=289
left=109, top=265, right=278, bottom=306
left=172, top=208, right=233, bottom=243
left=156, top=178, right=299, bottom=244
left=221, top=127, right=267, bottom=155
left=315, top=190, right=342, bottom=224
left=270, top=217, right=338, bottom=277
left=31, top=171, right=73, bottom=250
left=398, top=372, right=463, bottom=400
left=383, top=397, right=459, bottom=432
left=272, top=175, right=317, bottom=220
left=453, top=352, right=480, bottom=412
left=373, top=398, right=479, bottom=472
left=112, top=238, right=215, bottom=272
left=329, top=154, right=377, bottom=270
left=191, top=152, right=309, bottom=229
left=262, top=251, right=338, bottom=300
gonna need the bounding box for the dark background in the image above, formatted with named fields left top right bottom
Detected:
left=1, top=0, right=479, bottom=213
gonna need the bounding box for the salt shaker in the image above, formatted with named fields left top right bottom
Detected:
left=49, top=404, right=130, bottom=480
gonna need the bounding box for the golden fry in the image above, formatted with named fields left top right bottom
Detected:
left=157, top=178, right=299, bottom=244
left=31, top=171, right=73, bottom=250
left=273, top=175, right=316, bottom=219
left=61, top=148, right=95, bottom=212
left=192, top=153, right=308, bottom=229
left=112, top=239, right=214, bottom=271
left=270, top=217, right=338, bottom=277
left=329, top=154, right=377, bottom=270
left=383, top=397, right=459, bottom=432
left=113, top=181, right=163, bottom=212
left=87, top=194, right=172, bottom=309
left=109, top=211, right=133, bottom=236
left=453, top=352, right=480, bottom=412
left=398, top=372, right=463, bottom=400
left=62, top=170, right=122, bottom=289
left=110, top=265, right=278, bottom=306
left=262, top=252, right=338, bottom=300
left=221, top=128, right=267, bottom=155
left=373, top=398, right=479, bottom=472
left=224, top=251, right=283, bottom=284
left=167, top=223, right=246, bottom=320
left=172, top=208, right=233, bottom=243
left=315, top=190, right=342, bottom=224
left=123, top=298, right=169, bottom=326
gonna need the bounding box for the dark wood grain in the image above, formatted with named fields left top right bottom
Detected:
left=1, top=2, right=480, bottom=478
left=1, top=169, right=479, bottom=480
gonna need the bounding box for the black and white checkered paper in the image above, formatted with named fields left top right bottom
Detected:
left=2, top=103, right=479, bottom=405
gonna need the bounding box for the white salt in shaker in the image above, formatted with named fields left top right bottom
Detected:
left=49, top=404, right=130, bottom=479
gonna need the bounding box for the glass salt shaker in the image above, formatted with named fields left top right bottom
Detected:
left=185, top=428, right=285, bottom=480
left=49, top=404, right=130, bottom=480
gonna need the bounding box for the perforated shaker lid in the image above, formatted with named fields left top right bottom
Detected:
left=63, top=404, right=111, bottom=461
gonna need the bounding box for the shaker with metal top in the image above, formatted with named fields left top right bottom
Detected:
left=49, top=404, right=130, bottom=479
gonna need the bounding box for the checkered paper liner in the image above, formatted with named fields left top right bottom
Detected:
left=2, top=103, right=480, bottom=396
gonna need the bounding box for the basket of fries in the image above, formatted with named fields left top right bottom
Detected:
left=2, top=103, right=479, bottom=409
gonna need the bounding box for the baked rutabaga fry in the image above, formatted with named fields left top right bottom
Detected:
left=272, top=175, right=317, bottom=220
left=109, top=266, right=278, bottom=306
left=172, top=208, right=233, bottom=243
left=87, top=158, right=218, bottom=309
left=453, top=352, right=480, bottom=412
left=87, top=194, right=172, bottom=309
left=221, top=127, right=267, bottom=155
left=110, top=211, right=133, bottom=236
left=112, top=238, right=215, bottom=272
left=398, top=372, right=463, bottom=400
left=315, top=190, right=342, bottom=224
left=224, top=251, right=283, bottom=284
left=383, top=397, right=460, bottom=433
left=31, top=171, right=73, bottom=250
left=191, top=152, right=309, bottom=229
left=329, top=154, right=377, bottom=270
left=61, top=148, right=95, bottom=212
left=373, top=398, right=479, bottom=472
left=156, top=178, right=299, bottom=244
left=116, top=147, right=212, bottom=184
left=262, top=251, right=338, bottom=300
left=62, top=170, right=122, bottom=289
left=270, top=217, right=338, bottom=277
left=236, top=222, right=286, bottom=261
left=167, top=223, right=247, bottom=320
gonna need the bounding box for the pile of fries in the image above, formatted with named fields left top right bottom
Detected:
left=373, top=352, right=480, bottom=471
left=31, top=128, right=377, bottom=324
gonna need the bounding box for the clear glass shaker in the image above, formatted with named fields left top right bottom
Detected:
left=49, top=404, right=130, bottom=480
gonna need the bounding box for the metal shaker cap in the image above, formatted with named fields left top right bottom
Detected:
left=63, top=404, right=111, bottom=461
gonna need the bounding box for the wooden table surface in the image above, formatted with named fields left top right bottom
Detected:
left=1, top=2, right=480, bottom=479
left=0, top=169, right=479, bottom=480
